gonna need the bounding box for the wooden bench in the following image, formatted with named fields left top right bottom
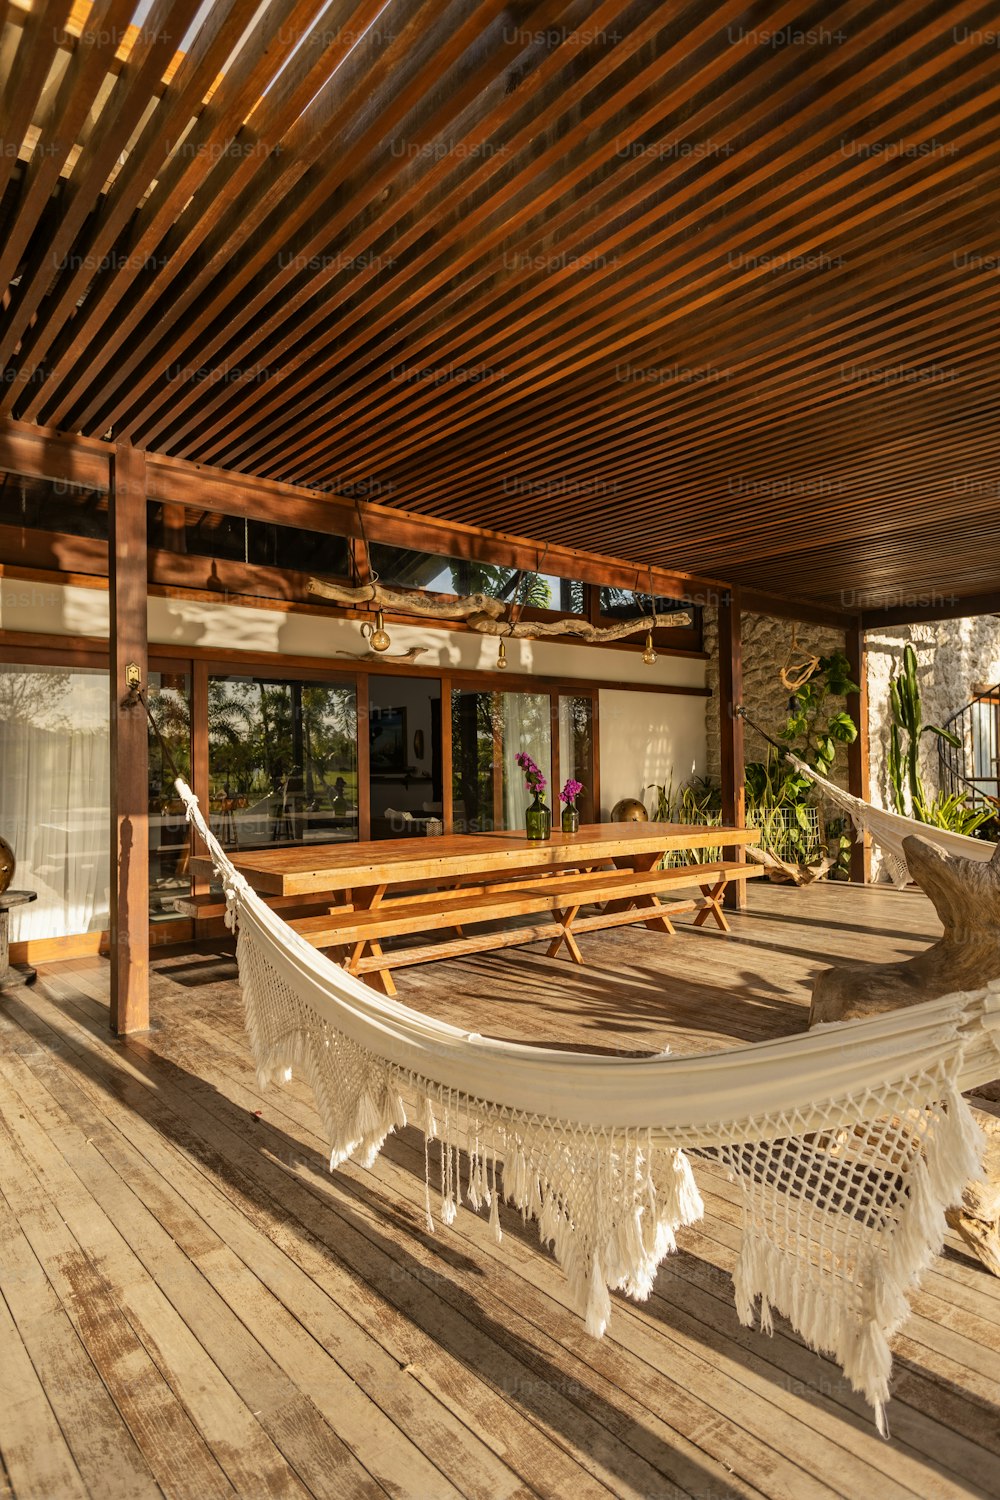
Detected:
left=287, top=860, right=763, bottom=986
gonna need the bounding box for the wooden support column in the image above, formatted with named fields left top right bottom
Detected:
left=718, top=588, right=747, bottom=912
left=846, top=617, right=872, bottom=883
left=109, top=444, right=149, bottom=1034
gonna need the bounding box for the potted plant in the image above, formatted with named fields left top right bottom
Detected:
left=515, top=751, right=551, bottom=839
left=560, top=778, right=583, bottom=833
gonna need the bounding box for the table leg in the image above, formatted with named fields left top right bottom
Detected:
left=0, top=910, right=36, bottom=991
left=604, top=851, right=674, bottom=933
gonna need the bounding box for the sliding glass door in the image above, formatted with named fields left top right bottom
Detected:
left=207, top=674, right=359, bottom=848
left=451, top=688, right=556, bottom=833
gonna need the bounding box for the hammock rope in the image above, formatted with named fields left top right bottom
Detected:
left=736, top=705, right=997, bottom=884
left=171, top=773, right=1000, bottom=1435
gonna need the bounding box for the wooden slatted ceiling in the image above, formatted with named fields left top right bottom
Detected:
left=2, top=0, right=1000, bottom=612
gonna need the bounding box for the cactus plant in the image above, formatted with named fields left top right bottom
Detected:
left=887, top=644, right=960, bottom=820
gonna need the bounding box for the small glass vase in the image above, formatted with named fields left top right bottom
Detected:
left=525, top=792, right=551, bottom=840
left=561, top=803, right=580, bottom=835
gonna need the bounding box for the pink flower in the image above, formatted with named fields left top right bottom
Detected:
left=560, top=779, right=583, bottom=805
left=515, top=750, right=546, bottom=793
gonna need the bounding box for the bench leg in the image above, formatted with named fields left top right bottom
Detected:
left=343, top=884, right=397, bottom=995
left=694, top=878, right=730, bottom=932
left=547, top=905, right=584, bottom=964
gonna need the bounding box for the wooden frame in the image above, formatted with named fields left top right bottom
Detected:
left=0, top=521, right=709, bottom=658
left=846, top=620, right=873, bottom=884
left=718, top=588, right=747, bottom=913
left=108, top=443, right=149, bottom=1033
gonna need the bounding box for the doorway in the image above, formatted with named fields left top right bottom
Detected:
left=368, top=675, right=443, bottom=839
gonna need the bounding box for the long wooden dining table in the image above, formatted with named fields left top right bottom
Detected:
left=190, top=822, right=760, bottom=992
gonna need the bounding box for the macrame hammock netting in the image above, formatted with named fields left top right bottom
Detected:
left=174, top=777, right=1000, bottom=1436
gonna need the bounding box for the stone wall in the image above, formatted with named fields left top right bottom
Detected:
left=703, top=607, right=1000, bottom=880
left=866, top=618, right=1000, bottom=808
left=703, top=607, right=850, bottom=789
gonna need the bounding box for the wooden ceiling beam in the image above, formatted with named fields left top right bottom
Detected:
left=37, top=0, right=393, bottom=429
left=9, top=0, right=258, bottom=388
left=0, top=416, right=733, bottom=604
left=136, top=0, right=738, bottom=455
left=200, top=0, right=973, bottom=476
left=197, top=0, right=907, bottom=473
left=0, top=0, right=206, bottom=376
left=66, top=0, right=506, bottom=436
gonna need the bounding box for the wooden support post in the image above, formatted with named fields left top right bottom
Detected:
left=109, top=444, right=150, bottom=1034
left=846, top=617, right=872, bottom=883
left=718, top=588, right=747, bottom=912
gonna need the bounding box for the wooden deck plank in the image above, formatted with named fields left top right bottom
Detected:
left=0, top=1003, right=463, bottom=1500
left=8, top=979, right=669, bottom=1500
left=0, top=1048, right=314, bottom=1500
left=27, top=974, right=945, bottom=1500
left=0, top=1283, right=89, bottom=1500
left=0, top=1188, right=163, bottom=1500
left=0, top=1024, right=388, bottom=1500
left=2, top=881, right=998, bottom=1500
left=0, top=1110, right=236, bottom=1500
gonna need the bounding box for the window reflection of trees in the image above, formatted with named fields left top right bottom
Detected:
left=207, top=678, right=358, bottom=844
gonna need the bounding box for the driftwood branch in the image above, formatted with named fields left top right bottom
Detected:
left=308, top=577, right=506, bottom=620
left=467, top=611, right=692, bottom=640
left=307, top=576, right=690, bottom=639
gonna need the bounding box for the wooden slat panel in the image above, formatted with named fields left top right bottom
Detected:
left=1, top=6, right=998, bottom=610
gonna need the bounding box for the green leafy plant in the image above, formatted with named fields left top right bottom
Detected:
left=779, top=649, right=859, bottom=779
left=886, top=644, right=963, bottom=823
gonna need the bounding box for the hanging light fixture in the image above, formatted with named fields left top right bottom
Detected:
left=642, top=631, right=657, bottom=665
left=496, top=637, right=508, bottom=670
left=362, top=607, right=391, bottom=652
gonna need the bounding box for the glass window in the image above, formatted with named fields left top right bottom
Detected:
left=558, top=695, right=595, bottom=822
left=208, top=675, right=358, bottom=848
left=451, top=688, right=552, bottom=833
left=369, top=543, right=583, bottom=613
left=147, top=671, right=192, bottom=922
left=0, top=664, right=110, bottom=940
left=148, top=505, right=350, bottom=576
left=0, top=471, right=108, bottom=539
left=598, top=588, right=692, bottom=624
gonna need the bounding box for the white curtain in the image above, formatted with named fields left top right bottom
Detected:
left=501, top=692, right=551, bottom=830
left=0, top=668, right=110, bottom=940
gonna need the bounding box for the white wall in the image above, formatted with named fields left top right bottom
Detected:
left=598, top=689, right=707, bottom=817
left=0, top=577, right=707, bottom=694
left=1, top=580, right=709, bottom=823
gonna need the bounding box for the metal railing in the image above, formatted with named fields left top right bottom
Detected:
left=938, top=683, right=1000, bottom=807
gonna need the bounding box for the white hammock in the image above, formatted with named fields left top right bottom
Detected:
left=175, top=778, right=1000, bottom=1434
left=785, top=753, right=997, bottom=886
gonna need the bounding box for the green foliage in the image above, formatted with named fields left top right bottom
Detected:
left=886, top=644, right=964, bottom=824
left=778, top=649, right=859, bottom=778
left=449, top=563, right=553, bottom=609
left=916, top=790, right=994, bottom=836
left=655, top=651, right=861, bottom=875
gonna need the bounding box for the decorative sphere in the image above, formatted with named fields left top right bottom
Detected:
left=0, top=833, right=15, bottom=895
left=610, top=797, right=648, bottom=823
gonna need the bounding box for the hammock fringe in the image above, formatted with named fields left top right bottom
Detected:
left=175, top=776, right=1000, bottom=1431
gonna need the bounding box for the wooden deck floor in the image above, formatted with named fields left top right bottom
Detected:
left=1, top=882, right=999, bottom=1500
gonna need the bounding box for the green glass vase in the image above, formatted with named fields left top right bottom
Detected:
left=525, top=792, right=551, bottom=840
left=561, top=803, right=580, bottom=835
